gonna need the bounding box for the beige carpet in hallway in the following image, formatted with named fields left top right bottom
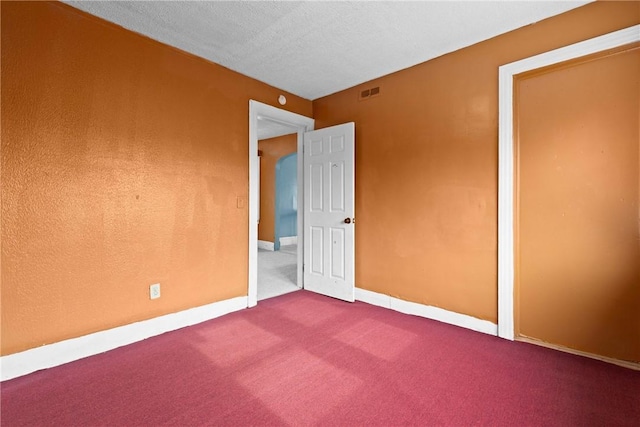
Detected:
left=257, top=244, right=299, bottom=300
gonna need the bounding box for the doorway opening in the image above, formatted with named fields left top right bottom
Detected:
left=248, top=100, right=314, bottom=307
left=257, top=133, right=297, bottom=301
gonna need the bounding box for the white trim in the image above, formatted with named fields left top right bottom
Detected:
left=279, top=236, right=298, bottom=246
left=1, top=296, right=247, bottom=381
left=249, top=101, right=314, bottom=308
left=257, top=240, right=275, bottom=251
left=497, top=25, right=640, bottom=340
left=356, top=288, right=497, bottom=336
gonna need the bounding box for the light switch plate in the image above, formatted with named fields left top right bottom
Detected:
left=150, top=283, right=161, bottom=300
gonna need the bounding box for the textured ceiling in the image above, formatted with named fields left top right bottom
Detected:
left=257, top=117, right=297, bottom=140
left=64, top=1, right=591, bottom=100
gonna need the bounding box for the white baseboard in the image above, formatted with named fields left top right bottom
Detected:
left=1, top=296, right=248, bottom=381
left=355, top=288, right=498, bottom=336
left=258, top=240, right=274, bottom=251
left=279, top=236, right=298, bottom=246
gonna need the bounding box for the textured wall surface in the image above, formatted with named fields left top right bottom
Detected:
left=0, top=2, right=311, bottom=355
left=518, top=47, right=639, bottom=362
left=313, top=1, right=639, bottom=326
left=257, top=135, right=297, bottom=243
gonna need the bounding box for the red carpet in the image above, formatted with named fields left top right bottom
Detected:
left=2, top=290, right=639, bottom=426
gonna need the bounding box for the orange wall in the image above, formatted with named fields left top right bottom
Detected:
left=257, top=134, right=297, bottom=243
left=0, top=2, right=312, bottom=355
left=313, top=1, right=639, bottom=324
left=517, top=47, right=639, bottom=362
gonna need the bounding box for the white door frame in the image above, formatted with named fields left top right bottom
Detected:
left=248, top=100, right=314, bottom=307
left=497, top=25, right=639, bottom=340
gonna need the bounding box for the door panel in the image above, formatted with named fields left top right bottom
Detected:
left=304, top=123, right=355, bottom=302
left=517, top=47, right=639, bottom=362
left=310, top=226, right=324, bottom=275
left=331, top=162, right=345, bottom=211
left=331, top=228, right=345, bottom=279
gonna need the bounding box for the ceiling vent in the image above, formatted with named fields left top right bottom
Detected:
left=359, top=86, right=381, bottom=101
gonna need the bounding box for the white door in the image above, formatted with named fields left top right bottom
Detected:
left=303, top=123, right=355, bottom=302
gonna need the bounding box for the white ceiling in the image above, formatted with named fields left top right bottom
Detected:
left=64, top=1, right=591, bottom=100
left=257, top=116, right=297, bottom=140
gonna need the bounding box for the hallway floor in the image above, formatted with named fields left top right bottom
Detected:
left=257, top=244, right=299, bottom=301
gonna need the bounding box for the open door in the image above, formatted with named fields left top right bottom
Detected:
left=303, top=123, right=355, bottom=302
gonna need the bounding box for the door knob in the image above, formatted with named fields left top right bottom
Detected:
left=344, top=218, right=352, bottom=224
